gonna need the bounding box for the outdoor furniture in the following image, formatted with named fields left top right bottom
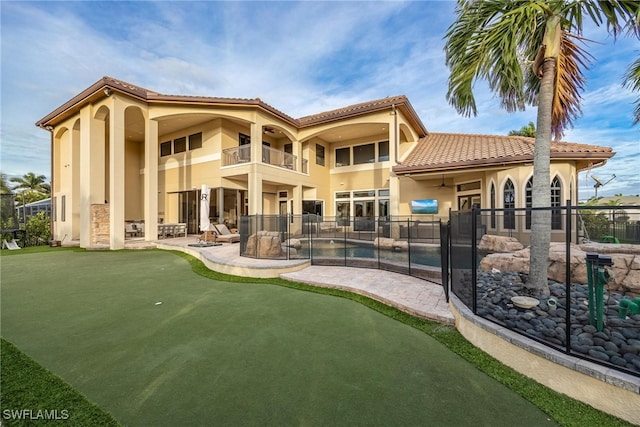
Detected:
left=212, top=224, right=240, bottom=243
left=2, top=239, right=21, bottom=250
left=158, top=223, right=188, bottom=239
left=125, top=223, right=139, bottom=237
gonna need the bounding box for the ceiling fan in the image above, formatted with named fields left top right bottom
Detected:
left=433, top=175, right=453, bottom=189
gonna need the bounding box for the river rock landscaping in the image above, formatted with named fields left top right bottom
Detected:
left=469, top=269, right=640, bottom=375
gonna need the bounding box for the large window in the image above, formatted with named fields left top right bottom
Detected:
left=316, top=144, right=325, bottom=166
left=526, top=176, right=562, bottom=230
left=503, top=179, right=515, bottom=230
left=354, top=143, right=375, bottom=165
left=335, top=147, right=350, bottom=167
left=303, top=200, right=323, bottom=216
left=378, top=140, right=389, bottom=161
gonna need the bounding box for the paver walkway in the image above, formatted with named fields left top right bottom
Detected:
left=156, top=237, right=454, bottom=325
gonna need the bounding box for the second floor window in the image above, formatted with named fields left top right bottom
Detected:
left=316, top=144, right=325, bottom=166
left=336, top=147, right=350, bottom=167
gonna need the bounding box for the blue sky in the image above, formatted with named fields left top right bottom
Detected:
left=1, top=1, right=638, bottom=199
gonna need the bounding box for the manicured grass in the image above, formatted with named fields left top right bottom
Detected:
left=1, top=338, right=119, bottom=426
left=0, top=247, right=633, bottom=426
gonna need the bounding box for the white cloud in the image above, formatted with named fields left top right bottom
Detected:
left=1, top=0, right=638, bottom=198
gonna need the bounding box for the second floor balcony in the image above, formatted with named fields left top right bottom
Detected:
left=223, top=144, right=308, bottom=173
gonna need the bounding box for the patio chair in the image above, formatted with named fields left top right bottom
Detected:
left=2, top=239, right=21, bottom=250
left=213, top=224, right=240, bottom=243
left=125, top=223, right=139, bottom=237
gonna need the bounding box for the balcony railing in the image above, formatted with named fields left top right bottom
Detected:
left=223, top=144, right=307, bottom=173
left=222, top=145, right=251, bottom=166
left=262, top=145, right=297, bottom=171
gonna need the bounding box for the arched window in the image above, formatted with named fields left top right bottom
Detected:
left=525, top=177, right=533, bottom=229
left=503, top=179, right=515, bottom=229
left=551, top=176, right=562, bottom=230
left=525, top=176, right=563, bottom=231
left=490, top=183, right=496, bottom=229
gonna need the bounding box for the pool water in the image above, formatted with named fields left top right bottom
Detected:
left=297, top=240, right=441, bottom=267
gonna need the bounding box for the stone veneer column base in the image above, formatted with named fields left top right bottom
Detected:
left=90, top=204, right=110, bottom=246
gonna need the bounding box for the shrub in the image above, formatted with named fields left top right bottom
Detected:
left=25, top=212, right=51, bottom=246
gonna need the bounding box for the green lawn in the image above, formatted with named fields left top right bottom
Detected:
left=0, top=248, right=629, bottom=426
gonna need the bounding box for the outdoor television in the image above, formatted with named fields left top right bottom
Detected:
left=411, top=199, right=438, bottom=214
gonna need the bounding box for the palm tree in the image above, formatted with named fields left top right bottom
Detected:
left=10, top=172, right=50, bottom=195
left=624, top=57, right=640, bottom=124
left=444, top=1, right=639, bottom=296
left=508, top=121, right=536, bottom=137
left=0, top=173, right=12, bottom=195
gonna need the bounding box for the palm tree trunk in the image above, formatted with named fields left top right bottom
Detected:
left=527, top=56, right=555, bottom=297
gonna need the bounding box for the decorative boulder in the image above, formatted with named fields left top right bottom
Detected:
left=244, top=232, right=285, bottom=257
left=374, top=237, right=395, bottom=250
left=393, top=240, right=409, bottom=251
left=284, top=238, right=302, bottom=249
left=477, top=235, right=524, bottom=253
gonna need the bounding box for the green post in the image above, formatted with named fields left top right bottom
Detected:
left=586, top=253, right=598, bottom=328
left=585, top=253, right=613, bottom=332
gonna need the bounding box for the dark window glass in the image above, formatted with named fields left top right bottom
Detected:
left=354, top=143, right=375, bottom=164
left=316, top=144, right=325, bottom=166
left=525, top=178, right=533, bottom=229
left=61, top=195, right=66, bottom=222
left=504, top=179, right=515, bottom=230
left=303, top=200, right=323, bottom=216
left=378, top=140, right=389, bottom=161
left=551, top=176, right=562, bottom=230
left=336, top=147, right=350, bottom=167
left=239, top=133, right=251, bottom=145
left=160, top=141, right=172, bottom=156
left=490, top=183, right=496, bottom=228
left=174, top=137, right=186, bottom=153
left=189, top=132, right=202, bottom=150
left=284, top=143, right=292, bottom=154
left=353, top=190, right=374, bottom=198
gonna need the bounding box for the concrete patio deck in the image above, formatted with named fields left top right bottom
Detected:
left=155, top=236, right=454, bottom=325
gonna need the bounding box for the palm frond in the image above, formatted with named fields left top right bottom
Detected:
left=444, top=0, right=547, bottom=116
left=623, top=56, right=640, bottom=124
left=551, top=32, right=592, bottom=139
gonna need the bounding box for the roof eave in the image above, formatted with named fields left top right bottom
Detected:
left=35, top=77, right=148, bottom=128
left=393, top=151, right=615, bottom=175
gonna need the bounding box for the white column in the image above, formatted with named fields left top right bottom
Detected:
left=389, top=174, right=401, bottom=239
left=109, top=97, right=126, bottom=249
left=79, top=106, right=92, bottom=248
left=389, top=108, right=398, bottom=164
left=250, top=121, right=262, bottom=164
left=248, top=120, right=264, bottom=215
left=293, top=184, right=302, bottom=215
left=248, top=165, right=263, bottom=215
left=144, top=118, right=158, bottom=241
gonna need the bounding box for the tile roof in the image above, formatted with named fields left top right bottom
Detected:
left=297, top=95, right=427, bottom=136
left=393, top=133, right=614, bottom=173
left=36, top=77, right=427, bottom=135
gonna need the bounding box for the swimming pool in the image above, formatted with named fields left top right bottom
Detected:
left=296, top=239, right=441, bottom=268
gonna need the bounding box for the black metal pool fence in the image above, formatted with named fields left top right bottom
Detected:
left=239, top=214, right=443, bottom=283
left=450, top=205, right=640, bottom=377
left=241, top=205, right=640, bottom=377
